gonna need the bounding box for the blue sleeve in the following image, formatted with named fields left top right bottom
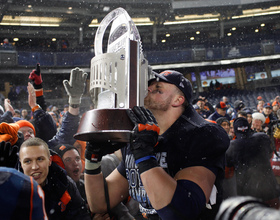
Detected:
left=48, top=112, right=80, bottom=149
left=0, top=111, right=14, bottom=123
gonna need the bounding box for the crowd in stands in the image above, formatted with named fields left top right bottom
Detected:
left=192, top=94, right=280, bottom=137
left=0, top=64, right=280, bottom=219
left=193, top=94, right=280, bottom=209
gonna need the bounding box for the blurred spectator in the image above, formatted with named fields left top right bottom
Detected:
left=243, top=108, right=253, bottom=127
left=222, top=96, right=234, bottom=109
left=21, top=108, right=30, bottom=121
left=237, top=110, right=247, bottom=119
left=60, top=104, right=69, bottom=118
left=257, top=99, right=265, bottom=113
left=272, top=101, right=280, bottom=118
left=61, top=39, right=69, bottom=51
left=53, top=144, right=86, bottom=200
left=204, top=97, right=215, bottom=113
left=196, top=98, right=211, bottom=118
left=272, top=96, right=280, bottom=107
left=216, top=117, right=230, bottom=135
left=14, top=109, right=21, bottom=118
left=257, top=96, right=263, bottom=101
left=226, top=117, right=280, bottom=208
left=47, top=105, right=53, bottom=112
left=16, top=119, right=36, bottom=141
left=231, top=100, right=245, bottom=120
left=252, top=112, right=266, bottom=133
left=262, top=102, right=277, bottom=134
left=13, top=109, right=22, bottom=122
left=208, top=101, right=231, bottom=121
left=1, top=38, right=14, bottom=50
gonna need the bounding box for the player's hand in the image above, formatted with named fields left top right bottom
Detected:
left=29, top=63, right=42, bottom=87
left=126, top=106, right=160, bottom=173
left=0, top=141, right=18, bottom=168
left=63, top=67, right=88, bottom=106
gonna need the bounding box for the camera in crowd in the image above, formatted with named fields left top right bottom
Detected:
left=215, top=196, right=280, bottom=220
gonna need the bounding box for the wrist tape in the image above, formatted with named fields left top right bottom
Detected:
left=85, top=159, right=101, bottom=175
left=136, top=156, right=159, bottom=174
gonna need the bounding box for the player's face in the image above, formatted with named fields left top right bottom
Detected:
left=144, top=81, right=175, bottom=111
left=19, top=126, right=35, bottom=140
left=20, top=145, right=51, bottom=186
left=62, top=149, right=82, bottom=183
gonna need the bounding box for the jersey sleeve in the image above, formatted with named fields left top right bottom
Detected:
left=166, top=123, right=230, bottom=177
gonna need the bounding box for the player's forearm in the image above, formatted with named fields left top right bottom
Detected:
left=85, top=173, right=107, bottom=213
left=140, top=166, right=177, bottom=210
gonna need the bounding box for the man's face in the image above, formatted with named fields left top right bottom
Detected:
left=14, top=112, right=21, bottom=117
left=62, top=149, right=82, bottom=183
left=220, top=122, right=230, bottom=134
left=258, top=100, right=265, bottom=106
left=144, top=81, right=177, bottom=112
left=247, top=114, right=253, bottom=124
left=273, top=105, right=279, bottom=112
left=252, top=119, right=263, bottom=131
left=19, top=126, right=35, bottom=140
left=263, top=107, right=272, bottom=115
left=197, top=101, right=205, bottom=108
left=20, top=145, right=51, bottom=186
left=21, top=109, right=28, bottom=117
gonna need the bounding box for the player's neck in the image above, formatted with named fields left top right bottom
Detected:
left=154, top=108, right=183, bottom=135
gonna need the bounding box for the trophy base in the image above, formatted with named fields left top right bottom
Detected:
left=74, top=108, right=134, bottom=143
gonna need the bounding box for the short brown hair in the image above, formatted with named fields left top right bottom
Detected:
left=20, top=137, right=50, bottom=158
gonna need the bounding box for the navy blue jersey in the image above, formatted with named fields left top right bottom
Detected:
left=117, top=105, right=230, bottom=216
left=0, top=167, right=47, bottom=220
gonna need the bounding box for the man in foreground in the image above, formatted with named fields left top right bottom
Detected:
left=19, top=137, right=91, bottom=220
left=84, top=70, right=230, bottom=219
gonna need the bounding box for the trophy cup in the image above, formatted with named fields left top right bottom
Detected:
left=74, top=8, right=152, bottom=143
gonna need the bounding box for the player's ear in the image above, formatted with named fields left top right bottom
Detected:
left=172, top=95, right=185, bottom=107
left=49, top=155, right=52, bottom=166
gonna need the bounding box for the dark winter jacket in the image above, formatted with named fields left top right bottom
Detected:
left=208, top=111, right=231, bottom=122
left=226, top=132, right=280, bottom=201
left=43, top=162, right=91, bottom=220
left=48, top=111, right=80, bottom=149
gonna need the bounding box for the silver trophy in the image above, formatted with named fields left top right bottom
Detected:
left=74, top=8, right=152, bottom=143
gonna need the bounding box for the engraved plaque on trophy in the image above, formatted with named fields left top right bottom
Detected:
left=74, top=8, right=152, bottom=143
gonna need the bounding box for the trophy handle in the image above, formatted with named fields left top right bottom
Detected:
left=94, top=7, right=142, bottom=56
